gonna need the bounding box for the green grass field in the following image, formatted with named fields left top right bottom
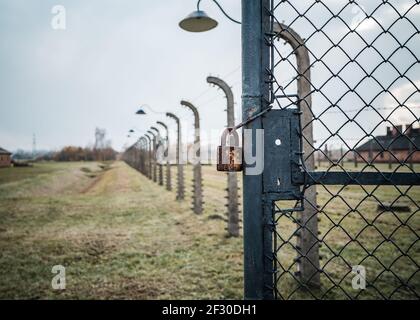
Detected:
left=0, top=161, right=243, bottom=299
left=276, top=162, right=420, bottom=299
left=0, top=161, right=418, bottom=299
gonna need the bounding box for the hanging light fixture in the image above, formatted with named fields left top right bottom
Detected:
left=179, top=10, right=218, bottom=32
left=179, top=0, right=240, bottom=33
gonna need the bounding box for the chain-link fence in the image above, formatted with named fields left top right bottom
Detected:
left=265, top=0, right=420, bottom=299
left=124, top=0, right=419, bottom=300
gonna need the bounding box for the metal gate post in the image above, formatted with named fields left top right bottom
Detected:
left=206, top=76, right=240, bottom=236
left=181, top=100, right=203, bottom=214
left=242, top=0, right=270, bottom=299
left=157, top=121, right=172, bottom=191
left=167, top=113, right=185, bottom=200
left=273, top=23, right=321, bottom=288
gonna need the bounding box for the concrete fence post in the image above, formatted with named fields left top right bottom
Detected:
left=181, top=100, right=203, bottom=214
left=151, top=126, right=164, bottom=187
left=147, top=130, right=158, bottom=183
left=134, top=140, right=140, bottom=171
left=145, top=134, right=152, bottom=180
left=157, top=121, right=172, bottom=191
left=274, top=22, right=320, bottom=288
left=166, top=113, right=185, bottom=200
left=139, top=137, right=147, bottom=175
left=207, top=76, right=240, bottom=237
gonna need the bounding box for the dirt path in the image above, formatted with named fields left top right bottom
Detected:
left=81, top=162, right=129, bottom=194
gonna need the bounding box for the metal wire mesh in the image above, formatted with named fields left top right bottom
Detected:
left=267, top=0, right=420, bottom=299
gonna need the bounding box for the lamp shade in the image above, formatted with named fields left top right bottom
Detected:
left=136, top=108, right=146, bottom=115
left=179, top=10, right=218, bottom=32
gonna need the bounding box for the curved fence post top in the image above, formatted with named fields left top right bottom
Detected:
left=166, top=112, right=180, bottom=123
left=273, top=22, right=305, bottom=53
left=144, top=133, right=152, bottom=142
left=207, top=75, right=235, bottom=126
left=180, top=100, right=199, bottom=116
left=156, top=121, right=168, bottom=130
left=206, top=76, right=233, bottom=97
left=150, top=126, right=160, bottom=134
left=180, top=100, right=200, bottom=127
left=147, top=130, right=156, bottom=138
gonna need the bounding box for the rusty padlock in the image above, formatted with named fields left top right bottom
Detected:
left=217, top=128, right=243, bottom=172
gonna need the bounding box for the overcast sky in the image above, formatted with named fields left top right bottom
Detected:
left=0, top=0, right=242, bottom=152
left=0, top=0, right=419, bottom=152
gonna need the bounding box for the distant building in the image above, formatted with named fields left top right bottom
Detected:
left=0, top=147, right=12, bottom=168
left=355, top=124, right=420, bottom=163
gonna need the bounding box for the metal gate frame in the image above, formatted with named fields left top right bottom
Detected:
left=241, top=0, right=420, bottom=300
